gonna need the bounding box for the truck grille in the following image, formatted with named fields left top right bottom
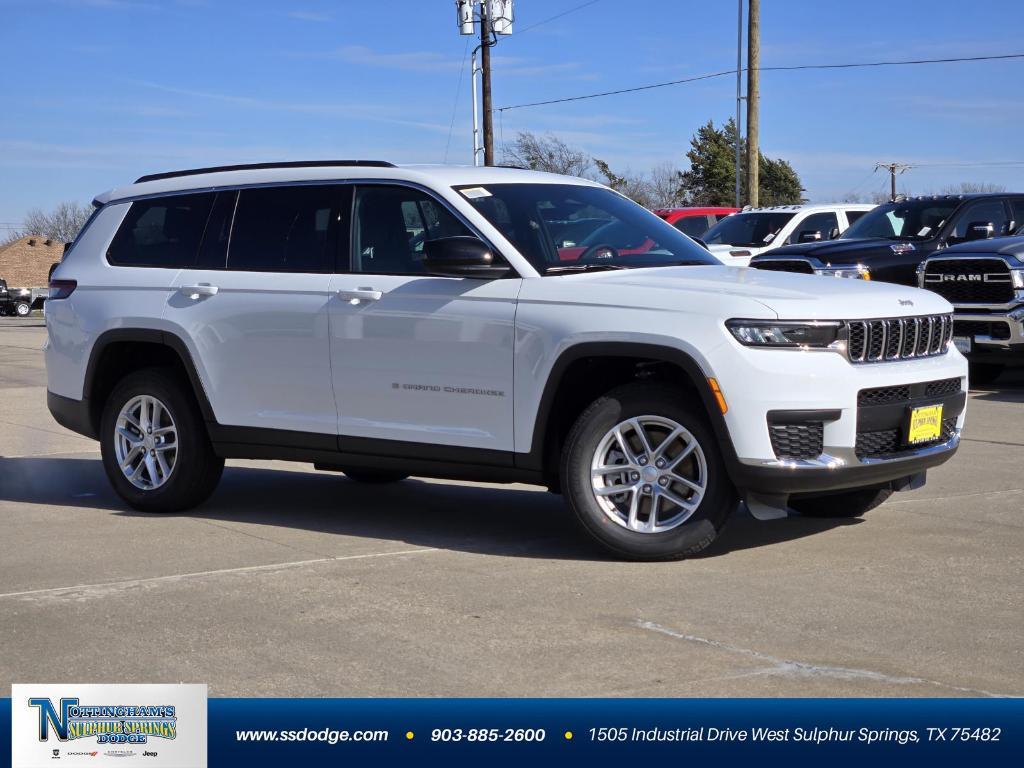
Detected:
left=768, top=422, right=824, bottom=460
left=922, top=259, right=1015, bottom=303
left=855, top=418, right=957, bottom=459
left=954, top=319, right=1011, bottom=340
left=846, top=314, right=952, bottom=363
left=752, top=259, right=815, bottom=274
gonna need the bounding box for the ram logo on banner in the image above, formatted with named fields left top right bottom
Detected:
left=11, top=684, right=206, bottom=768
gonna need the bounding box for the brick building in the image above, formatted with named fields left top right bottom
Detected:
left=0, top=235, right=63, bottom=288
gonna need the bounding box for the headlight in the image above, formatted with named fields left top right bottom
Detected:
left=814, top=265, right=871, bottom=280
left=1012, top=268, right=1024, bottom=289
left=726, top=319, right=843, bottom=348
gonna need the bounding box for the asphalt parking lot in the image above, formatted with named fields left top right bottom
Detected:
left=1, top=319, right=1021, bottom=697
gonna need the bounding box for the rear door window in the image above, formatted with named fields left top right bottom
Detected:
left=107, top=193, right=215, bottom=267
left=227, top=185, right=340, bottom=273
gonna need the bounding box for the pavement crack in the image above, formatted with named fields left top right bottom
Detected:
left=188, top=517, right=331, bottom=559
left=0, top=548, right=440, bottom=604
left=635, top=620, right=1016, bottom=698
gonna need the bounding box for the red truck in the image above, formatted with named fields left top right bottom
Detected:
left=653, top=207, right=739, bottom=238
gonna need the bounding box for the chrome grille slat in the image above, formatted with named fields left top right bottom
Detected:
left=844, top=313, right=952, bottom=364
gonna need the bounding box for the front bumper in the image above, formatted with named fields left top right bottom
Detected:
left=952, top=307, right=1024, bottom=353
left=712, top=341, right=967, bottom=497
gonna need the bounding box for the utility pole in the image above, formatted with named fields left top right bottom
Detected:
left=480, top=1, right=494, bottom=165
left=457, top=2, right=512, bottom=167
left=734, top=0, right=743, bottom=208
left=875, top=162, right=912, bottom=201
left=745, top=0, right=760, bottom=208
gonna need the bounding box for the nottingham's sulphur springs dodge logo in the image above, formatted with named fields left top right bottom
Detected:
left=29, top=698, right=177, bottom=745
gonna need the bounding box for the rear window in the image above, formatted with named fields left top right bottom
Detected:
left=107, top=193, right=215, bottom=268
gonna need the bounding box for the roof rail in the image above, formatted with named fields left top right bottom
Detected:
left=134, top=160, right=396, bottom=184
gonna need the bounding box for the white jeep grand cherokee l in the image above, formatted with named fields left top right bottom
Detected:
left=46, top=161, right=967, bottom=560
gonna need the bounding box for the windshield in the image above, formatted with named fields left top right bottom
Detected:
left=703, top=212, right=795, bottom=247
left=455, top=183, right=718, bottom=273
left=841, top=199, right=958, bottom=241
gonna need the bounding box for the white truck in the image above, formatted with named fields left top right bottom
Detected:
left=703, top=203, right=875, bottom=266
left=45, top=161, right=966, bottom=560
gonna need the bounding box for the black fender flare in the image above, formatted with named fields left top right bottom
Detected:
left=516, top=342, right=741, bottom=480
left=83, top=328, right=216, bottom=426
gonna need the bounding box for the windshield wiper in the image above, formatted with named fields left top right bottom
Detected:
left=544, top=263, right=631, bottom=274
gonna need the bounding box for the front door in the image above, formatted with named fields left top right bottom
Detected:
left=328, top=184, right=519, bottom=452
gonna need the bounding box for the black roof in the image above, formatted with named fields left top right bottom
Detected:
left=135, top=160, right=395, bottom=184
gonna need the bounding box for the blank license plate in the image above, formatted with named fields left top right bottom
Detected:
left=953, top=336, right=972, bottom=354
left=907, top=404, right=944, bottom=445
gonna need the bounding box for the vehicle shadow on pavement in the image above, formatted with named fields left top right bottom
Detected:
left=0, top=456, right=860, bottom=561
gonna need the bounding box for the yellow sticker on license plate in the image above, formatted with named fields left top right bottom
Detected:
left=908, top=404, right=944, bottom=445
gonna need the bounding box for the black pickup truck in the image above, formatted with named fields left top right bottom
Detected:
left=750, top=194, right=1024, bottom=286
left=0, top=278, right=33, bottom=317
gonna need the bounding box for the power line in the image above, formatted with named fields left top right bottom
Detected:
left=444, top=36, right=472, bottom=164
left=507, top=0, right=602, bottom=38
left=497, top=51, right=1024, bottom=112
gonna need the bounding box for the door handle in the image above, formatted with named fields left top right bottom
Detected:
left=179, top=284, right=219, bottom=299
left=337, top=287, right=383, bottom=303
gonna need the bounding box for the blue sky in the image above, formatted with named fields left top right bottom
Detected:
left=1, top=0, right=1022, bottom=225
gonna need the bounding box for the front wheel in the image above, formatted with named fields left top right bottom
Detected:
left=789, top=488, right=892, bottom=518
left=561, top=382, right=736, bottom=560
left=100, top=368, right=224, bottom=512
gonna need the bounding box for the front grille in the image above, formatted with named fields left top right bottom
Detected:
left=855, top=418, right=957, bottom=459
left=752, top=259, right=815, bottom=274
left=922, top=259, right=1015, bottom=304
left=858, top=384, right=911, bottom=406
left=857, top=377, right=962, bottom=406
left=924, top=377, right=963, bottom=398
left=954, top=319, right=1011, bottom=340
left=769, top=423, right=824, bottom=460
left=846, top=314, right=952, bottom=363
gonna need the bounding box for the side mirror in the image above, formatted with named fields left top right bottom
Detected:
left=798, top=230, right=823, bottom=243
left=828, top=227, right=841, bottom=240
left=692, top=237, right=710, bottom=250
left=423, top=236, right=510, bottom=278
left=964, top=221, right=995, bottom=242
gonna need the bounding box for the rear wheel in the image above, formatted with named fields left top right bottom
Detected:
left=14, top=301, right=30, bottom=317
left=561, top=382, right=736, bottom=560
left=969, top=362, right=1003, bottom=387
left=789, top=488, right=892, bottom=518
left=342, top=469, right=409, bottom=483
left=100, top=368, right=224, bottom=512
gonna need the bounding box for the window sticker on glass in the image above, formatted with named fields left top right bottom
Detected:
left=918, top=227, right=931, bottom=236
left=460, top=186, right=492, bottom=199
left=763, top=232, right=775, bottom=242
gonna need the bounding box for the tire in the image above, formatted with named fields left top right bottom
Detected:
left=789, top=488, right=892, bottom=518
left=14, top=301, right=30, bottom=317
left=561, top=382, right=737, bottom=560
left=969, top=362, right=1003, bottom=387
left=342, top=469, right=409, bottom=483
left=100, top=368, right=224, bottom=512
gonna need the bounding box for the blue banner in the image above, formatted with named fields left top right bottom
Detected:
left=5, top=697, right=1022, bottom=766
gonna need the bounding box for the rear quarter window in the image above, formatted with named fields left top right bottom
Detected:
left=107, top=193, right=215, bottom=268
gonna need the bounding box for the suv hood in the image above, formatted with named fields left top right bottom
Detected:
left=523, top=265, right=952, bottom=320
left=759, top=237, right=926, bottom=264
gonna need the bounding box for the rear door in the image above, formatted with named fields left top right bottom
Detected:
left=165, top=185, right=343, bottom=436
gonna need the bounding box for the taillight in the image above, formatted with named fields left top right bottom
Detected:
left=49, top=279, right=77, bottom=299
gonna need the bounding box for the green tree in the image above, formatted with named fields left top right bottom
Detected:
left=679, top=119, right=804, bottom=206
